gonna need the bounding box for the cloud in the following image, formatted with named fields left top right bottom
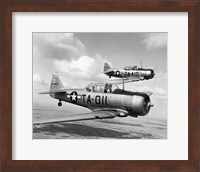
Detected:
left=33, top=73, right=48, bottom=90
left=33, top=73, right=44, bottom=83
left=153, top=87, right=167, bottom=101
left=54, top=54, right=110, bottom=81
left=33, top=33, right=86, bottom=60
left=154, top=87, right=167, bottom=95
left=142, top=33, right=167, bottom=49
left=124, top=83, right=167, bottom=101
left=154, top=71, right=167, bottom=81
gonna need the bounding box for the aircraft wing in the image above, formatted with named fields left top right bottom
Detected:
left=110, top=76, right=142, bottom=84
left=33, top=110, right=120, bottom=125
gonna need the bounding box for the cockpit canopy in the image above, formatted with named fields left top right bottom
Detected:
left=85, top=83, right=119, bottom=93
left=124, top=66, right=138, bottom=70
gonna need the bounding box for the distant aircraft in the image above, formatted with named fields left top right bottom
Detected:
left=103, top=62, right=155, bottom=81
left=34, top=73, right=154, bottom=125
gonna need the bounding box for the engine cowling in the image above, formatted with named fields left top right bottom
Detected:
left=130, top=94, right=153, bottom=116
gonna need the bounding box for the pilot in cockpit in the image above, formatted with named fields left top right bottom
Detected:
left=108, top=84, right=112, bottom=93
left=104, top=83, right=112, bottom=93
left=104, top=83, right=108, bottom=93
left=92, top=85, right=95, bottom=92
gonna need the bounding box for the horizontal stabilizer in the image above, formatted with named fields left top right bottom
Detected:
left=39, top=89, right=66, bottom=94
left=39, top=88, right=84, bottom=94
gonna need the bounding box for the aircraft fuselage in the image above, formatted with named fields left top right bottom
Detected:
left=51, top=89, right=152, bottom=117
left=105, top=69, right=154, bottom=79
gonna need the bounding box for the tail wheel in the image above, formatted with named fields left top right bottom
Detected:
left=58, top=101, right=62, bottom=107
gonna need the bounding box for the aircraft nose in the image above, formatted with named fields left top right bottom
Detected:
left=150, top=70, right=155, bottom=78
left=143, top=97, right=154, bottom=114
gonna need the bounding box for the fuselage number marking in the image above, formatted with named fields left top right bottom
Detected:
left=82, top=94, right=107, bottom=105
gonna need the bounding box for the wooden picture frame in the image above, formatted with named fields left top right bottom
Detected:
left=0, top=0, right=199, bottom=171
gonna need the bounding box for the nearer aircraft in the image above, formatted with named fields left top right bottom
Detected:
left=34, top=73, right=154, bottom=125
left=103, top=62, right=155, bottom=82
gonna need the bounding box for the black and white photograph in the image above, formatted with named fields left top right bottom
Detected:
left=33, top=32, right=167, bottom=139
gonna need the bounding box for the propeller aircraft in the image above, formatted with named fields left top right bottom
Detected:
left=103, top=62, right=155, bottom=82
left=34, top=73, right=154, bottom=125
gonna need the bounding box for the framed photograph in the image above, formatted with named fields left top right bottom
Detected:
left=0, top=1, right=199, bottom=171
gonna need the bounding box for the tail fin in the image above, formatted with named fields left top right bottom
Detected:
left=104, top=62, right=111, bottom=73
left=50, top=73, right=64, bottom=91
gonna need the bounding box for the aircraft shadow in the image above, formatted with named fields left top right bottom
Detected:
left=33, top=123, right=142, bottom=139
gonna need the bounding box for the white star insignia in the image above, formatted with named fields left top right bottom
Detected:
left=71, top=93, right=77, bottom=101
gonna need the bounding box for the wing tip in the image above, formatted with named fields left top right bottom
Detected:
left=144, top=91, right=153, bottom=96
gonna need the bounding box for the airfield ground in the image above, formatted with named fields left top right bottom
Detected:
left=33, top=103, right=167, bottom=139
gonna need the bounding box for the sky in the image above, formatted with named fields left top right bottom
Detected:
left=33, top=32, right=167, bottom=120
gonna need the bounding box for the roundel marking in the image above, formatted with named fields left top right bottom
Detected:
left=70, top=91, right=78, bottom=102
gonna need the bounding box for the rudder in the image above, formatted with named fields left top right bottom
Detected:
left=50, top=73, right=64, bottom=91
left=104, top=62, right=111, bottom=73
